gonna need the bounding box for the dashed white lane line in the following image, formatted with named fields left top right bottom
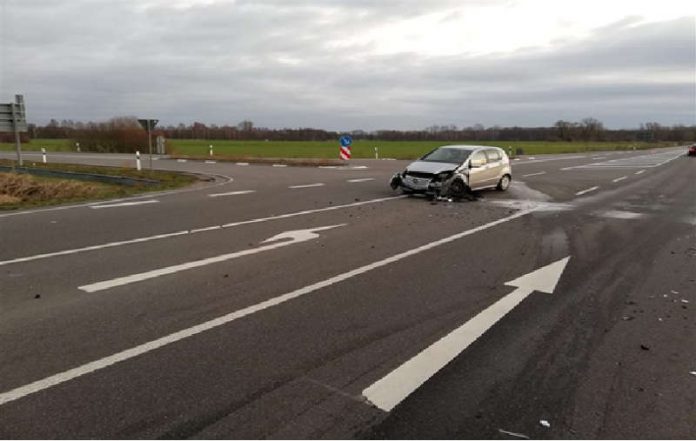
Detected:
left=0, top=196, right=405, bottom=267
left=236, top=162, right=249, bottom=166
left=612, top=176, right=628, bottom=183
left=0, top=207, right=535, bottom=407
left=272, top=164, right=288, bottom=168
left=208, top=190, right=256, bottom=198
left=289, top=183, right=324, bottom=189
left=205, top=160, right=216, bottom=164
left=575, top=186, right=600, bottom=196
left=177, top=159, right=187, bottom=163
left=635, top=169, right=646, bottom=175
left=89, top=200, right=159, bottom=209
left=522, top=172, right=546, bottom=178
left=347, top=178, right=376, bottom=183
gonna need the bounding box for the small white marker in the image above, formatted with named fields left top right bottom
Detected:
left=540, top=420, right=551, bottom=428
left=289, top=183, right=324, bottom=189
left=348, top=178, right=375, bottom=183
left=612, top=176, right=628, bottom=183
left=575, top=186, right=599, bottom=196
left=208, top=190, right=256, bottom=198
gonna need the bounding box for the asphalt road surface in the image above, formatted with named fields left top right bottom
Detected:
left=1, top=148, right=694, bottom=439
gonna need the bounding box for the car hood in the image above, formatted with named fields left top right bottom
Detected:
left=406, top=161, right=459, bottom=174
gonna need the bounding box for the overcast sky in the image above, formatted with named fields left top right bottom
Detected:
left=1, top=0, right=694, bottom=130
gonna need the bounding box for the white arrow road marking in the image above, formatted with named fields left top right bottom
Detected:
left=363, top=257, right=570, bottom=411
left=89, top=200, right=159, bottom=209
left=0, top=208, right=535, bottom=407
left=79, top=225, right=345, bottom=293
left=208, top=190, right=256, bottom=197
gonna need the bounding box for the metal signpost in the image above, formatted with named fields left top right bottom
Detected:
left=0, top=95, right=28, bottom=167
left=138, top=119, right=158, bottom=170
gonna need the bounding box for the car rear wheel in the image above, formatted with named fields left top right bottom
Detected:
left=497, top=174, right=511, bottom=191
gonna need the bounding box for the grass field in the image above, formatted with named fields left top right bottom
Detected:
left=1, top=139, right=680, bottom=160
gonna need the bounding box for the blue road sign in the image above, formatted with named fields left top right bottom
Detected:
left=339, top=135, right=353, bottom=147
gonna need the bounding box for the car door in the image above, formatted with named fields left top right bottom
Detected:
left=468, top=150, right=489, bottom=189
left=484, top=148, right=504, bottom=184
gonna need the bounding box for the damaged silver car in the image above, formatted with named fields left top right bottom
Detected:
left=390, top=145, right=512, bottom=199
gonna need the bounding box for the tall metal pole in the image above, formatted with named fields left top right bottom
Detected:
left=11, top=102, right=22, bottom=167
left=147, top=121, right=153, bottom=171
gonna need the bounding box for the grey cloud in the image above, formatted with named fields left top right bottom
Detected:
left=1, top=1, right=693, bottom=130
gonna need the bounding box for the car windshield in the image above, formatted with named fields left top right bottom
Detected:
left=420, top=147, right=472, bottom=164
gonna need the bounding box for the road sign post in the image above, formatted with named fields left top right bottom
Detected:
left=1, top=95, right=28, bottom=167
left=339, top=135, right=352, bottom=160
left=138, top=119, right=158, bottom=171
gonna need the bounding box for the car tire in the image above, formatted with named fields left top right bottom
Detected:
left=497, top=174, right=511, bottom=191
left=448, top=178, right=468, bottom=199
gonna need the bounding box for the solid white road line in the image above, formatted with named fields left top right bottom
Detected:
left=0, top=196, right=405, bottom=267
left=89, top=200, right=159, bottom=209
left=612, top=176, right=628, bottom=183
left=0, top=208, right=535, bottom=407
left=575, top=186, right=599, bottom=196
left=635, top=170, right=646, bottom=175
left=347, top=178, right=376, bottom=183
left=208, top=190, right=256, bottom=198
left=289, top=183, right=324, bottom=189
left=363, top=257, right=571, bottom=411
left=521, top=172, right=546, bottom=178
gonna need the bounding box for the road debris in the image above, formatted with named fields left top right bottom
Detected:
left=498, top=429, right=530, bottom=439
left=681, top=299, right=689, bottom=303
left=689, top=371, right=696, bottom=376
left=540, top=420, right=551, bottom=428
left=640, top=344, right=650, bottom=351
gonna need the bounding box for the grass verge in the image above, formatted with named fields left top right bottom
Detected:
left=0, top=161, right=197, bottom=210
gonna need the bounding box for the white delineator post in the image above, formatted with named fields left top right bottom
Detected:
left=76, top=142, right=80, bottom=152
left=136, top=151, right=142, bottom=171
left=209, top=144, right=213, bottom=157
left=374, top=146, right=379, bottom=159
left=41, top=148, right=47, bottom=163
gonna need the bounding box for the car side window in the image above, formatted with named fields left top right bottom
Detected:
left=485, top=149, right=501, bottom=162
left=472, top=151, right=487, bottom=165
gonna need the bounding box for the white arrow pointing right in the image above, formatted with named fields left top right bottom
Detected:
left=363, top=256, right=571, bottom=412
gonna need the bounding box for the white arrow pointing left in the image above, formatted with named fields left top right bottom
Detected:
left=363, top=256, right=571, bottom=411
left=79, top=224, right=345, bottom=293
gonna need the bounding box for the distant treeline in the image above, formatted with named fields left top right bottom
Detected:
left=10, top=116, right=695, bottom=152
